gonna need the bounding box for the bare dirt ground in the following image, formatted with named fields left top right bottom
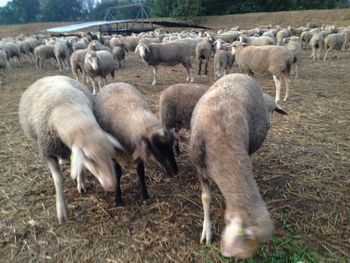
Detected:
left=0, top=10, right=350, bottom=263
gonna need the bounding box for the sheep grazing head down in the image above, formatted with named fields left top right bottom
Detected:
left=71, top=132, right=124, bottom=192
left=220, top=208, right=273, bottom=259
left=85, top=50, right=98, bottom=71
left=133, top=130, right=178, bottom=176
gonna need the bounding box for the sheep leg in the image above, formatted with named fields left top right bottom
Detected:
left=283, top=74, right=290, bottom=102
left=174, top=138, right=180, bottom=156
left=198, top=59, right=202, bottom=75
left=323, top=48, right=330, bottom=61
left=273, top=75, right=282, bottom=103
left=204, top=59, right=208, bottom=75
left=76, top=173, right=86, bottom=194
left=183, top=63, right=194, bottom=82
left=136, top=161, right=149, bottom=202
left=200, top=178, right=212, bottom=244
left=47, top=157, right=67, bottom=223
left=152, top=66, right=158, bottom=86
left=114, top=162, right=123, bottom=206
left=89, top=77, right=97, bottom=95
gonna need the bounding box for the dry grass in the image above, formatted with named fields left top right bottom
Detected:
left=0, top=9, right=350, bottom=262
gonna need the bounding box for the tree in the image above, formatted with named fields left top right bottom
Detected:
left=40, top=0, right=85, bottom=22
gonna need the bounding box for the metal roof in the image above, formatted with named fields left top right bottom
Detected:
left=44, top=20, right=133, bottom=33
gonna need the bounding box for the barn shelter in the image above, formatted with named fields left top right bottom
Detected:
left=43, top=19, right=211, bottom=36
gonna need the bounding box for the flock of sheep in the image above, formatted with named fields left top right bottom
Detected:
left=1, top=21, right=349, bottom=259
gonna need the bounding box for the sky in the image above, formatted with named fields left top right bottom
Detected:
left=0, top=0, right=10, bottom=7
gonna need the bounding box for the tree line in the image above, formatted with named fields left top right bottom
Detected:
left=0, top=0, right=348, bottom=25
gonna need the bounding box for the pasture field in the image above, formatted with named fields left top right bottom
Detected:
left=0, top=9, right=349, bottom=263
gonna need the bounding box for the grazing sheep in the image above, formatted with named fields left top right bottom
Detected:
left=18, top=75, right=124, bottom=223
left=283, top=37, right=303, bottom=78
left=112, top=45, right=128, bottom=69
left=135, top=42, right=194, bottom=85
left=231, top=41, right=294, bottom=102
left=34, top=45, right=55, bottom=70
left=195, top=36, right=214, bottom=75
left=323, top=33, right=345, bottom=60
left=159, top=83, right=209, bottom=155
left=214, top=49, right=235, bottom=79
left=94, top=83, right=178, bottom=205
left=310, top=32, right=323, bottom=60
left=0, top=49, right=10, bottom=85
left=84, top=50, right=116, bottom=94
left=238, top=35, right=274, bottom=46
left=54, top=42, right=71, bottom=72
left=189, top=73, right=280, bottom=259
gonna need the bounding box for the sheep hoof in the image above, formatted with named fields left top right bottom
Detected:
left=152, top=81, right=157, bottom=86
left=77, top=183, right=86, bottom=194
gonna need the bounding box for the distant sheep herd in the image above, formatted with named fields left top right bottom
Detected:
left=1, top=21, right=348, bottom=259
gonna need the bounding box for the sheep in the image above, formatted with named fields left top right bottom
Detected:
left=189, top=73, right=287, bottom=259
left=216, top=31, right=240, bottom=43
left=283, top=37, right=303, bottom=78
left=159, top=83, right=209, bottom=155
left=0, top=41, right=22, bottom=64
left=135, top=42, right=194, bottom=85
left=300, top=31, right=312, bottom=49
left=341, top=29, right=350, bottom=50
left=276, top=29, right=290, bottom=45
left=18, top=75, right=124, bottom=223
left=110, top=36, right=141, bottom=51
left=88, top=40, right=112, bottom=53
left=231, top=41, right=294, bottom=102
left=214, top=49, right=235, bottom=79
left=307, top=22, right=321, bottom=29
left=0, top=49, right=10, bottom=85
left=73, top=38, right=89, bottom=51
left=287, top=25, right=303, bottom=36
left=34, top=45, right=55, bottom=70
left=195, top=36, right=214, bottom=75
left=323, top=33, right=345, bottom=60
left=94, top=82, right=178, bottom=205
left=238, top=35, right=274, bottom=46
left=84, top=50, right=116, bottom=94
left=262, top=31, right=275, bottom=42
left=310, top=32, right=323, bottom=60
left=112, top=45, right=128, bottom=69
left=70, top=48, right=89, bottom=83
left=54, top=42, right=71, bottom=72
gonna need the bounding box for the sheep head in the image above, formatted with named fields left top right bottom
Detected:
left=85, top=51, right=98, bottom=71
left=71, top=132, right=124, bottom=192
left=132, top=130, right=178, bottom=176
left=231, top=41, right=247, bottom=56
left=221, top=209, right=273, bottom=259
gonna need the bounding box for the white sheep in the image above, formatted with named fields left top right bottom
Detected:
left=18, top=75, right=124, bottom=223
left=231, top=41, right=294, bottom=102
left=0, top=49, right=10, bottom=85
left=34, top=44, right=55, bottom=70
left=84, top=50, right=116, bottom=94
left=135, top=42, right=194, bottom=85
left=310, top=32, right=323, bottom=60
left=190, top=73, right=282, bottom=259
left=239, top=35, right=274, bottom=46
left=323, top=33, right=345, bottom=60
left=214, top=49, right=235, bottom=79
left=195, top=36, right=214, bottom=75
left=283, top=37, right=303, bottom=78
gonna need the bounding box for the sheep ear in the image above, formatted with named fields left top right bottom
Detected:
left=135, top=44, right=140, bottom=54
left=105, top=132, right=125, bottom=151
left=132, top=138, right=150, bottom=161
left=70, top=145, right=84, bottom=180
left=274, top=104, right=288, bottom=115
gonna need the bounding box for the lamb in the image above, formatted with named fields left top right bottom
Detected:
left=84, top=50, right=116, bottom=94
left=34, top=44, right=55, bottom=70
left=238, top=35, right=274, bottom=46
left=112, top=45, right=128, bottom=69
left=18, top=75, right=124, bottom=223
left=214, top=49, right=235, bottom=79
left=94, top=82, right=178, bottom=205
left=310, top=32, right=323, bottom=60
left=0, top=50, right=10, bottom=85
left=231, top=41, right=294, bottom=102
left=195, top=36, right=214, bottom=75
left=54, top=42, right=71, bottom=72
left=323, top=33, right=345, bottom=60
left=135, top=42, right=194, bottom=85
left=189, top=73, right=284, bottom=259
left=159, top=83, right=209, bottom=155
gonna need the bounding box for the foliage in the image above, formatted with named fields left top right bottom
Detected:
left=0, top=0, right=348, bottom=24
